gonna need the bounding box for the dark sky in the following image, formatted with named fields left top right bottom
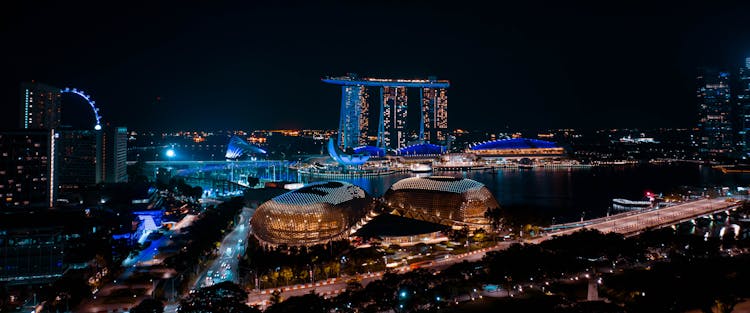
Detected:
left=3, top=1, right=750, bottom=132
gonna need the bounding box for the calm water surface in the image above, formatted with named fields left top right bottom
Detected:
left=303, top=164, right=750, bottom=224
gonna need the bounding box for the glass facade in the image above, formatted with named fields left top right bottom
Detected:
left=0, top=227, right=64, bottom=282
left=380, top=86, right=408, bottom=150
left=102, top=126, right=129, bottom=183
left=337, top=85, right=370, bottom=149
left=19, top=82, right=61, bottom=130
left=696, top=69, right=733, bottom=159
left=0, top=130, right=56, bottom=208
left=737, top=58, right=750, bottom=159
left=57, top=129, right=100, bottom=195
left=421, top=87, right=448, bottom=142
left=324, top=75, right=449, bottom=151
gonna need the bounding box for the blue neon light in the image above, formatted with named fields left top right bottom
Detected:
left=353, top=145, right=386, bottom=157
left=328, top=138, right=369, bottom=166
left=322, top=78, right=450, bottom=88
left=395, top=143, right=446, bottom=155
left=469, top=138, right=559, bottom=150
left=60, top=87, right=102, bottom=130
left=225, top=136, right=267, bottom=159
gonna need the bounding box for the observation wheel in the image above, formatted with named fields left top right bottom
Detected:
left=60, top=87, right=103, bottom=130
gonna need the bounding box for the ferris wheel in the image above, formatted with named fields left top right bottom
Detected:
left=60, top=87, right=102, bottom=130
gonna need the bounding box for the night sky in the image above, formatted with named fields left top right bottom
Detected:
left=3, top=1, right=750, bottom=132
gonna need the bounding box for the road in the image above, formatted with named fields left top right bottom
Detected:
left=243, top=197, right=744, bottom=308
left=537, top=197, right=741, bottom=242
left=246, top=241, right=517, bottom=308
left=193, top=206, right=254, bottom=289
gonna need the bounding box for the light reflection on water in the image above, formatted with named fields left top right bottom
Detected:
left=301, top=164, right=750, bottom=224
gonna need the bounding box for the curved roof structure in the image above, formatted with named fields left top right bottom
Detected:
left=389, top=176, right=485, bottom=194
left=328, top=138, right=369, bottom=166
left=384, top=176, right=498, bottom=229
left=353, top=145, right=385, bottom=157
left=469, top=138, right=559, bottom=150
left=225, top=136, right=267, bottom=159
left=226, top=136, right=267, bottom=158
left=273, top=181, right=366, bottom=206
left=250, top=181, right=373, bottom=246
left=396, top=143, right=446, bottom=156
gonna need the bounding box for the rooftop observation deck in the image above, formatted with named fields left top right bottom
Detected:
left=321, top=76, right=450, bottom=88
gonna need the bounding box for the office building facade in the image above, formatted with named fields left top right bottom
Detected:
left=323, top=75, right=450, bottom=152
left=102, top=126, right=128, bottom=183
left=20, top=82, right=61, bottom=130
left=337, top=85, right=370, bottom=149
left=737, top=58, right=750, bottom=159
left=57, top=129, right=101, bottom=196
left=421, top=87, right=448, bottom=142
left=381, top=86, right=409, bottom=149
left=0, top=130, right=56, bottom=209
left=697, top=69, right=733, bottom=159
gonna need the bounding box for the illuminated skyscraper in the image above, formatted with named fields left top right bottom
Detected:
left=697, top=68, right=733, bottom=159
left=323, top=75, right=449, bottom=151
left=102, top=126, right=128, bottom=183
left=19, top=82, right=61, bottom=130
left=737, top=58, right=750, bottom=159
left=380, top=86, right=408, bottom=149
left=337, top=85, right=370, bottom=149
left=56, top=129, right=100, bottom=196
left=421, top=87, right=448, bottom=142
left=0, top=130, right=57, bottom=208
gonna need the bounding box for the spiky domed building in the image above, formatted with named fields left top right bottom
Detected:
left=382, top=176, right=499, bottom=229
left=250, top=181, right=374, bottom=246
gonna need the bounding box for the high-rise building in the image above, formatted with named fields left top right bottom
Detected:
left=337, top=85, right=369, bottom=149
left=322, top=75, right=449, bottom=152
left=737, top=58, right=750, bottom=159
left=0, top=130, right=57, bottom=208
left=380, top=86, right=408, bottom=149
left=0, top=226, right=64, bottom=282
left=56, top=129, right=100, bottom=196
left=20, top=82, right=61, bottom=130
left=697, top=68, right=733, bottom=159
left=421, top=87, right=448, bottom=142
left=101, top=126, right=128, bottom=183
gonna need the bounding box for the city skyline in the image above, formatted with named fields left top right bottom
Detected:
left=4, top=1, right=750, bottom=132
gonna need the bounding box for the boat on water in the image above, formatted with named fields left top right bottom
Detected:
left=409, top=163, right=433, bottom=173
left=612, top=198, right=652, bottom=211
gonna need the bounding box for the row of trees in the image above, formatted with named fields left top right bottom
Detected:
left=163, top=197, right=245, bottom=293
left=259, top=226, right=750, bottom=313
left=239, top=237, right=385, bottom=289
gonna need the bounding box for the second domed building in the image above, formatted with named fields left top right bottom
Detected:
left=382, top=176, right=499, bottom=230
left=250, top=181, right=374, bottom=247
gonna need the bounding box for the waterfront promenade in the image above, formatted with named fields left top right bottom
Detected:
left=244, top=197, right=744, bottom=307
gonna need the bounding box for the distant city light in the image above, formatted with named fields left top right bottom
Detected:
left=166, top=149, right=176, bottom=158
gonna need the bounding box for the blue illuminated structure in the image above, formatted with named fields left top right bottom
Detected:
left=327, top=138, right=369, bottom=166
left=354, top=145, right=386, bottom=157
left=396, top=143, right=446, bottom=156
left=322, top=76, right=450, bottom=88
left=323, top=74, right=450, bottom=151
left=60, top=87, right=102, bottom=130
left=470, top=138, right=559, bottom=150
left=225, top=136, right=267, bottom=159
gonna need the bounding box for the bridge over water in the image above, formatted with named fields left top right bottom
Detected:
left=538, top=197, right=743, bottom=241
